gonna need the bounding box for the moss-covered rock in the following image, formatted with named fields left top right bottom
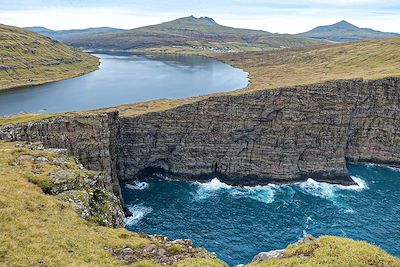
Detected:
left=9, top=141, right=125, bottom=227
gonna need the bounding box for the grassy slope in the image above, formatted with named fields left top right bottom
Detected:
left=0, top=24, right=99, bottom=91
left=66, top=16, right=325, bottom=52
left=219, top=38, right=400, bottom=91
left=0, top=141, right=224, bottom=267
left=247, top=236, right=400, bottom=267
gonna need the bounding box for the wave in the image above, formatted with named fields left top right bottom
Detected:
left=297, top=177, right=368, bottom=211
left=125, top=181, right=150, bottom=190
left=124, top=204, right=153, bottom=226
left=298, top=176, right=368, bottom=197
left=193, top=178, right=275, bottom=204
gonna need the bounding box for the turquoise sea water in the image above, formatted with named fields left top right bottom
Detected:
left=122, top=163, right=400, bottom=266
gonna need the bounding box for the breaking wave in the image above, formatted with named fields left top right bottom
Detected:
left=124, top=204, right=153, bottom=226
left=296, top=177, right=368, bottom=210
left=193, top=178, right=275, bottom=204
left=125, top=181, right=150, bottom=190
left=298, top=177, right=367, bottom=198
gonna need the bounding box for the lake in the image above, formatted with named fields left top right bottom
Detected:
left=122, top=163, right=400, bottom=266
left=0, top=53, right=248, bottom=116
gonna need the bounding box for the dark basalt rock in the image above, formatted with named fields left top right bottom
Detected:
left=1, top=77, right=400, bottom=219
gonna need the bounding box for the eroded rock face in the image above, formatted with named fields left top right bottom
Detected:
left=118, top=78, right=400, bottom=185
left=10, top=142, right=125, bottom=227
left=1, top=78, right=400, bottom=190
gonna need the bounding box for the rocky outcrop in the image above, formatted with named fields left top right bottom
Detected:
left=107, top=235, right=219, bottom=265
left=0, top=112, right=120, bottom=193
left=1, top=78, right=400, bottom=191
left=10, top=142, right=125, bottom=227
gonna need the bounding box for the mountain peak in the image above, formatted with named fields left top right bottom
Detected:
left=180, top=16, right=218, bottom=25
left=331, top=20, right=358, bottom=29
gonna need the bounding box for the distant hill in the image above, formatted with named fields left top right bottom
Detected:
left=25, top=26, right=124, bottom=42
left=63, top=16, right=326, bottom=52
left=0, top=24, right=98, bottom=91
left=298, top=20, right=400, bottom=42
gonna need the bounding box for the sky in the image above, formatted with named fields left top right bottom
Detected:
left=0, top=0, right=399, bottom=34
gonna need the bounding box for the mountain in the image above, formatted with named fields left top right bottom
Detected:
left=25, top=26, right=124, bottom=42
left=0, top=23, right=98, bottom=91
left=298, top=20, right=400, bottom=42
left=63, top=16, right=326, bottom=52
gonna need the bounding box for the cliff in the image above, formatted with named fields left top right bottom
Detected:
left=117, top=77, right=400, bottom=185
left=1, top=78, right=400, bottom=192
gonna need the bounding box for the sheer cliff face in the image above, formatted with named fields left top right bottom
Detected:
left=346, top=78, right=400, bottom=165
left=0, top=112, right=120, bottom=192
left=118, top=78, right=400, bottom=185
left=1, top=78, right=400, bottom=189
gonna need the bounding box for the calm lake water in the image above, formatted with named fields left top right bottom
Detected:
left=122, top=164, right=400, bottom=266
left=0, top=53, right=248, bottom=116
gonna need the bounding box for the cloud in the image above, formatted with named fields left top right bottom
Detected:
left=0, top=0, right=399, bottom=33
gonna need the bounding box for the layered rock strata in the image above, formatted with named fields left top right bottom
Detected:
left=1, top=78, right=400, bottom=193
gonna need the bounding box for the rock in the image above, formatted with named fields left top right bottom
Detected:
left=34, top=156, right=49, bottom=164
left=52, top=156, right=69, bottom=166
left=253, top=249, right=286, bottom=262
left=2, top=78, right=400, bottom=222
left=108, top=236, right=218, bottom=265
left=12, top=155, right=34, bottom=165
left=117, top=78, right=400, bottom=186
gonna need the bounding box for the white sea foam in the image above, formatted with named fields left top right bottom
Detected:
left=125, top=181, right=150, bottom=190
left=298, top=176, right=368, bottom=199
left=192, top=178, right=232, bottom=200
left=238, top=186, right=275, bottom=204
left=193, top=178, right=275, bottom=204
left=124, top=204, right=153, bottom=226
left=341, top=176, right=368, bottom=191
left=343, top=208, right=355, bottom=214
left=298, top=179, right=336, bottom=199
left=196, top=178, right=232, bottom=190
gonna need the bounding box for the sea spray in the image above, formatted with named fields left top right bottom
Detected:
left=125, top=181, right=150, bottom=190
left=193, top=178, right=275, bottom=204
left=124, top=204, right=153, bottom=226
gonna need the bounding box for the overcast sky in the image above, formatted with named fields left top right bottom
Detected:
left=0, top=0, right=399, bottom=34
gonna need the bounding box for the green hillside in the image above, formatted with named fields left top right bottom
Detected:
left=25, top=26, right=124, bottom=41
left=298, top=20, right=400, bottom=42
left=0, top=23, right=99, bottom=91
left=66, top=16, right=326, bottom=53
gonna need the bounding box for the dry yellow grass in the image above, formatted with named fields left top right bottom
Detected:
left=219, top=38, right=400, bottom=91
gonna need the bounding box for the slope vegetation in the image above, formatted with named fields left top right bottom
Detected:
left=298, top=20, right=400, bottom=42
left=0, top=24, right=99, bottom=91
left=220, top=38, right=400, bottom=91
left=25, top=26, right=124, bottom=41
left=66, top=16, right=325, bottom=52
left=248, top=235, right=400, bottom=267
